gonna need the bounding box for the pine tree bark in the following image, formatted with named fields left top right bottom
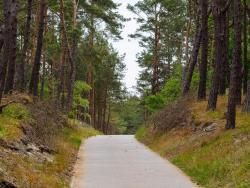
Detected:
left=243, top=0, right=248, bottom=94
left=87, top=12, right=95, bottom=127
left=152, top=3, right=160, bottom=95
left=40, top=53, right=46, bottom=99
left=242, top=0, right=250, bottom=112
left=182, top=24, right=202, bottom=95
left=243, top=80, right=250, bottom=112
left=226, top=0, right=242, bottom=129
left=182, top=19, right=191, bottom=90
left=4, top=0, right=18, bottom=94
left=66, top=0, right=78, bottom=111
left=16, top=0, right=33, bottom=91
left=207, top=0, right=228, bottom=110
left=198, top=0, right=208, bottom=100
left=0, top=0, right=12, bottom=103
left=0, top=27, right=4, bottom=52
left=29, top=0, right=47, bottom=96
left=218, top=11, right=229, bottom=95
left=57, top=29, right=66, bottom=108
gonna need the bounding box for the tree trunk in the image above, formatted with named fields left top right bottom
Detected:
left=102, top=84, right=108, bottom=132
left=182, top=20, right=202, bottom=95
left=226, top=0, right=242, bottom=129
left=57, top=43, right=66, bottom=108
left=4, top=0, right=18, bottom=94
left=40, top=53, right=46, bottom=99
left=182, top=19, right=191, bottom=91
left=0, top=26, right=4, bottom=52
left=243, top=80, right=250, bottom=112
left=207, top=0, right=228, bottom=110
left=219, top=11, right=229, bottom=95
left=198, top=0, right=208, bottom=100
left=152, top=3, right=160, bottom=95
left=87, top=11, right=95, bottom=127
left=0, top=1, right=12, bottom=103
left=29, top=0, right=47, bottom=96
left=15, top=0, right=33, bottom=91
left=66, top=0, right=78, bottom=111
left=243, top=0, right=248, bottom=94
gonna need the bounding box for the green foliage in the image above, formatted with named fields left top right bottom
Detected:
left=145, top=94, right=165, bottom=112
left=110, top=96, right=144, bottom=134
left=3, top=104, right=29, bottom=120
left=69, top=81, right=91, bottom=120
left=135, top=126, right=147, bottom=140
left=129, top=0, right=187, bottom=95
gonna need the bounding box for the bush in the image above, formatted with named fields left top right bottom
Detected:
left=145, top=64, right=200, bottom=113
left=151, top=99, right=190, bottom=132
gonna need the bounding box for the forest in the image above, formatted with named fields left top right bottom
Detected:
left=0, top=0, right=249, bottom=133
left=0, top=0, right=250, bottom=187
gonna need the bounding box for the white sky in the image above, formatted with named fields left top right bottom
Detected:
left=112, top=0, right=141, bottom=93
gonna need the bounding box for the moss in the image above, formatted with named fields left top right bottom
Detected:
left=2, top=103, right=29, bottom=120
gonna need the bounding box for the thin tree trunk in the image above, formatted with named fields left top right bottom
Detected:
left=29, top=0, right=47, bottom=96
left=87, top=12, right=95, bottom=127
left=152, top=3, right=160, bottom=94
left=0, top=26, right=4, bottom=52
left=106, top=103, right=111, bottom=134
left=243, top=80, right=250, bottom=112
left=207, top=0, right=228, bottom=110
left=183, top=27, right=202, bottom=95
left=4, top=0, right=18, bottom=94
left=0, top=0, right=12, bottom=103
left=66, top=0, right=78, bottom=111
left=226, top=0, right=242, bottom=129
left=243, top=0, right=248, bottom=94
left=198, top=0, right=208, bottom=100
left=16, top=0, right=33, bottom=91
left=182, top=17, right=191, bottom=91
left=58, top=47, right=66, bottom=108
left=219, top=11, right=229, bottom=95
left=102, top=84, right=108, bottom=132
left=242, top=0, right=250, bottom=112
left=40, top=53, right=46, bottom=99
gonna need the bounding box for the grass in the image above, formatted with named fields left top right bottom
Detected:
left=0, top=103, right=28, bottom=141
left=136, top=96, right=250, bottom=188
left=0, top=101, right=100, bottom=187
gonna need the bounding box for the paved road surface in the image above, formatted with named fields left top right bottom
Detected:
left=71, top=135, right=198, bottom=188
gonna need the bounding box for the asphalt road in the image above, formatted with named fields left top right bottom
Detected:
left=71, top=135, right=198, bottom=188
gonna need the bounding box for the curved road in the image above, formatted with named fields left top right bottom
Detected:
left=71, top=135, right=198, bottom=188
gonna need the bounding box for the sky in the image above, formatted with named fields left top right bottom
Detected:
left=112, top=0, right=141, bottom=93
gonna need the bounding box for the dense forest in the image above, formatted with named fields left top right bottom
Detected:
left=0, top=0, right=249, bottom=132
left=129, top=0, right=250, bottom=130
left=0, top=0, right=250, bottom=187
left=0, top=0, right=134, bottom=134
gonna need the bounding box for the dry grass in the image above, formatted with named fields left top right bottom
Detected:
left=137, top=96, right=250, bottom=188
left=0, top=94, right=100, bottom=187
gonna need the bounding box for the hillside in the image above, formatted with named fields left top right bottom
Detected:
left=136, top=96, right=250, bottom=188
left=0, top=94, right=99, bottom=188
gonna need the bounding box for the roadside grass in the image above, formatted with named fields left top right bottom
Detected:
left=136, top=96, right=250, bottom=188
left=0, top=99, right=100, bottom=187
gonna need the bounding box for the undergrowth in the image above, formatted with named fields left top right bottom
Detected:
left=136, top=96, right=250, bottom=188
left=0, top=95, right=100, bottom=187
